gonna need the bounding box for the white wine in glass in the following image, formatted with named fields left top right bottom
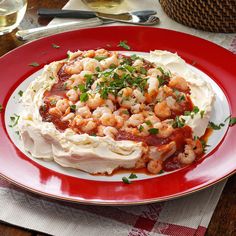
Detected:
left=82, top=0, right=124, bottom=11
left=0, top=0, right=27, bottom=35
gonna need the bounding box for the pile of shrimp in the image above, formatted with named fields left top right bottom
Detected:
left=41, top=49, right=204, bottom=174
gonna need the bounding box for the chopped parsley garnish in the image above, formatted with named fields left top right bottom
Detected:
left=80, top=92, right=89, bottom=102
left=229, top=117, right=236, bottom=127
left=130, top=54, right=139, bottom=60
left=50, top=76, right=55, bottom=80
left=15, top=131, right=20, bottom=136
left=122, top=176, right=131, bottom=184
left=140, top=67, right=147, bottom=75
left=208, top=121, right=224, bottom=130
left=0, top=104, right=3, bottom=112
left=95, top=66, right=101, bottom=72
left=77, top=84, right=86, bottom=93
left=28, top=62, right=39, bottom=67
left=159, top=170, right=164, bottom=174
left=193, top=106, right=200, bottom=114
left=129, top=173, right=137, bottom=179
left=145, top=120, right=152, bottom=126
left=9, top=114, right=20, bottom=127
left=200, top=110, right=205, bottom=119
left=138, top=125, right=144, bottom=132
left=176, top=95, right=185, bottom=103
left=148, top=128, right=159, bottom=135
left=122, top=110, right=129, bottom=115
left=118, top=40, right=131, bottom=50
left=200, top=140, right=211, bottom=152
left=70, top=105, right=76, bottom=112
left=52, top=43, right=60, bottom=49
left=18, top=90, right=23, bottom=97
left=157, top=76, right=165, bottom=87
left=172, top=116, right=185, bottom=128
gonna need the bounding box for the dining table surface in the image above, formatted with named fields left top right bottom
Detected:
left=0, top=0, right=236, bottom=235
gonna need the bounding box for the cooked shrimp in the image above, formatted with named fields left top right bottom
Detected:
left=154, top=121, right=174, bottom=138
left=135, top=155, right=149, bottom=169
left=103, top=126, right=118, bottom=139
left=115, top=115, right=124, bottom=128
left=83, top=50, right=95, bottom=58
left=56, top=99, right=70, bottom=113
left=169, top=76, right=189, bottom=91
left=64, top=61, right=83, bottom=74
left=126, top=114, right=144, bottom=127
left=95, top=49, right=109, bottom=57
left=49, top=107, right=62, bottom=117
left=133, top=59, right=144, bottom=68
left=100, top=113, right=116, bottom=126
left=113, top=108, right=130, bottom=120
left=82, top=58, right=102, bottom=73
left=81, top=120, right=97, bottom=133
left=61, top=113, right=75, bottom=122
left=93, top=106, right=112, bottom=118
left=133, top=89, right=146, bottom=103
left=117, top=88, right=135, bottom=108
left=178, top=144, right=196, bottom=165
left=147, top=160, right=163, bottom=174
left=67, top=50, right=83, bottom=60
left=147, top=68, right=162, bottom=77
left=100, top=52, right=118, bottom=69
left=186, top=138, right=203, bottom=155
left=76, top=106, right=91, bottom=118
left=87, top=93, right=104, bottom=110
left=66, top=89, right=79, bottom=102
left=72, top=114, right=84, bottom=126
left=147, top=76, right=159, bottom=97
left=154, top=101, right=171, bottom=119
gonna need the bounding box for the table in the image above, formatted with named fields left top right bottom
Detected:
left=0, top=0, right=235, bottom=235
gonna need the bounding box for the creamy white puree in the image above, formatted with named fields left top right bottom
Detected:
left=18, top=50, right=215, bottom=174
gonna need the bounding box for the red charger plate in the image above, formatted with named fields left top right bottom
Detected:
left=0, top=26, right=236, bottom=205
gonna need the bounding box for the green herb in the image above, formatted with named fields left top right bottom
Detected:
left=130, top=54, right=140, bottom=61
left=122, top=176, right=131, bottom=184
left=148, top=128, right=159, bottom=135
left=118, top=40, right=131, bottom=50
left=9, top=114, right=20, bottom=127
left=70, top=104, right=76, bottom=112
left=208, top=121, right=225, bottom=130
left=122, top=110, right=129, bottom=115
left=172, top=116, right=185, bottom=128
left=109, top=63, right=117, bottom=69
left=176, top=95, right=185, bottom=103
left=157, top=76, right=165, bottom=87
left=200, top=110, right=205, bottom=119
left=200, top=140, right=211, bottom=153
left=80, top=93, right=89, bottom=102
left=229, top=117, right=236, bottom=127
left=0, top=104, right=3, bottom=112
left=77, top=84, right=86, bottom=93
left=159, top=170, right=164, bottom=174
left=94, top=56, right=108, bottom=61
left=140, top=67, right=147, bottom=75
left=28, top=62, right=39, bottom=67
left=124, top=65, right=135, bottom=73
left=50, top=76, right=55, bottom=80
left=95, top=66, right=101, bottom=72
left=193, top=106, right=200, bottom=114
left=138, top=125, right=144, bottom=132
left=52, top=43, right=60, bottom=49
left=90, top=133, right=97, bottom=137
left=15, top=131, right=20, bottom=136
left=145, top=120, right=152, bottom=126
left=100, top=87, right=109, bottom=99
left=129, top=173, right=137, bottom=179
left=18, top=90, right=23, bottom=97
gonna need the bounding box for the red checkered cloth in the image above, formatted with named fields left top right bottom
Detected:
left=0, top=177, right=226, bottom=236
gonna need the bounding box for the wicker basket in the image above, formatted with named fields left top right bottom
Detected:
left=159, top=0, right=236, bottom=33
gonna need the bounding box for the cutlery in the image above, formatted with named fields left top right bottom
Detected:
left=38, top=9, right=159, bottom=25
left=16, top=18, right=106, bottom=41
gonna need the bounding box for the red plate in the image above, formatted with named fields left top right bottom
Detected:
left=0, top=26, right=236, bottom=205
